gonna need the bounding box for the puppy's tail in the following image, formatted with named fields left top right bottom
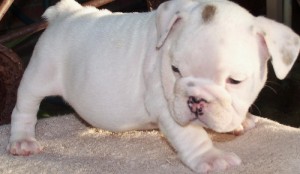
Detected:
left=42, top=0, right=82, bottom=23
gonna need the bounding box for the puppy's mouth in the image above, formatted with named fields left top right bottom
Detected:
left=187, top=96, right=208, bottom=118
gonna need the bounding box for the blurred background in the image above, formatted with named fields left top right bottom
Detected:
left=0, top=0, right=300, bottom=127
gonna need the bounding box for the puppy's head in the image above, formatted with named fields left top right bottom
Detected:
left=156, top=0, right=300, bottom=132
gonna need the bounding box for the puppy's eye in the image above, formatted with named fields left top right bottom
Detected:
left=171, top=65, right=181, bottom=74
left=227, top=78, right=242, bottom=85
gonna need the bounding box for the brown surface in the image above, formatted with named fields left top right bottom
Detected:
left=1, top=114, right=300, bottom=173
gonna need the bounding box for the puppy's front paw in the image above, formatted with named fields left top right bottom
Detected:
left=7, top=138, right=42, bottom=156
left=187, top=148, right=241, bottom=173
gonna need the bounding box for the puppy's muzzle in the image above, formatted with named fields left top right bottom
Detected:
left=187, top=96, right=208, bottom=118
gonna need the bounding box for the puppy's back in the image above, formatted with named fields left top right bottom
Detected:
left=43, top=0, right=111, bottom=24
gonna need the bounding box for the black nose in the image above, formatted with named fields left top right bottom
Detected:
left=190, top=97, right=207, bottom=104
left=187, top=97, right=208, bottom=118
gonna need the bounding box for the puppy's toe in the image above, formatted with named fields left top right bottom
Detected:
left=7, top=138, right=42, bottom=156
left=194, top=149, right=241, bottom=173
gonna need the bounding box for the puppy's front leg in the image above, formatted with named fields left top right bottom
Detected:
left=159, top=113, right=241, bottom=173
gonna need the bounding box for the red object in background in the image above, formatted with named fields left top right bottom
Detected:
left=0, top=44, right=23, bottom=125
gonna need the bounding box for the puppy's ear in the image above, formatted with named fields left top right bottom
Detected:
left=255, top=16, right=300, bottom=79
left=155, top=0, right=194, bottom=49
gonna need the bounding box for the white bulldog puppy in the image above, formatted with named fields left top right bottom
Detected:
left=7, top=0, right=300, bottom=173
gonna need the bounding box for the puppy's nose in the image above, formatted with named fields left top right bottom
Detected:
left=189, top=96, right=208, bottom=105
left=187, top=97, right=208, bottom=118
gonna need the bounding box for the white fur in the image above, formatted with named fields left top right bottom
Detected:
left=7, top=0, right=300, bottom=173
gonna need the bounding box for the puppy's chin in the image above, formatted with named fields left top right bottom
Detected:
left=171, top=101, right=244, bottom=133
left=196, top=111, right=242, bottom=133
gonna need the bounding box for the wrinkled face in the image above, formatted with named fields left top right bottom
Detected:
left=160, top=4, right=269, bottom=132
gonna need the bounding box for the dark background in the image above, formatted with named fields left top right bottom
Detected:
left=1, top=0, right=300, bottom=127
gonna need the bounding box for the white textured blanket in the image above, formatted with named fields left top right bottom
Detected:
left=1, top=114, right=300, bottom=174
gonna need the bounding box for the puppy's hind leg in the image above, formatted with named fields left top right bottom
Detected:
left=7, top=52, right=61, bottom=156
